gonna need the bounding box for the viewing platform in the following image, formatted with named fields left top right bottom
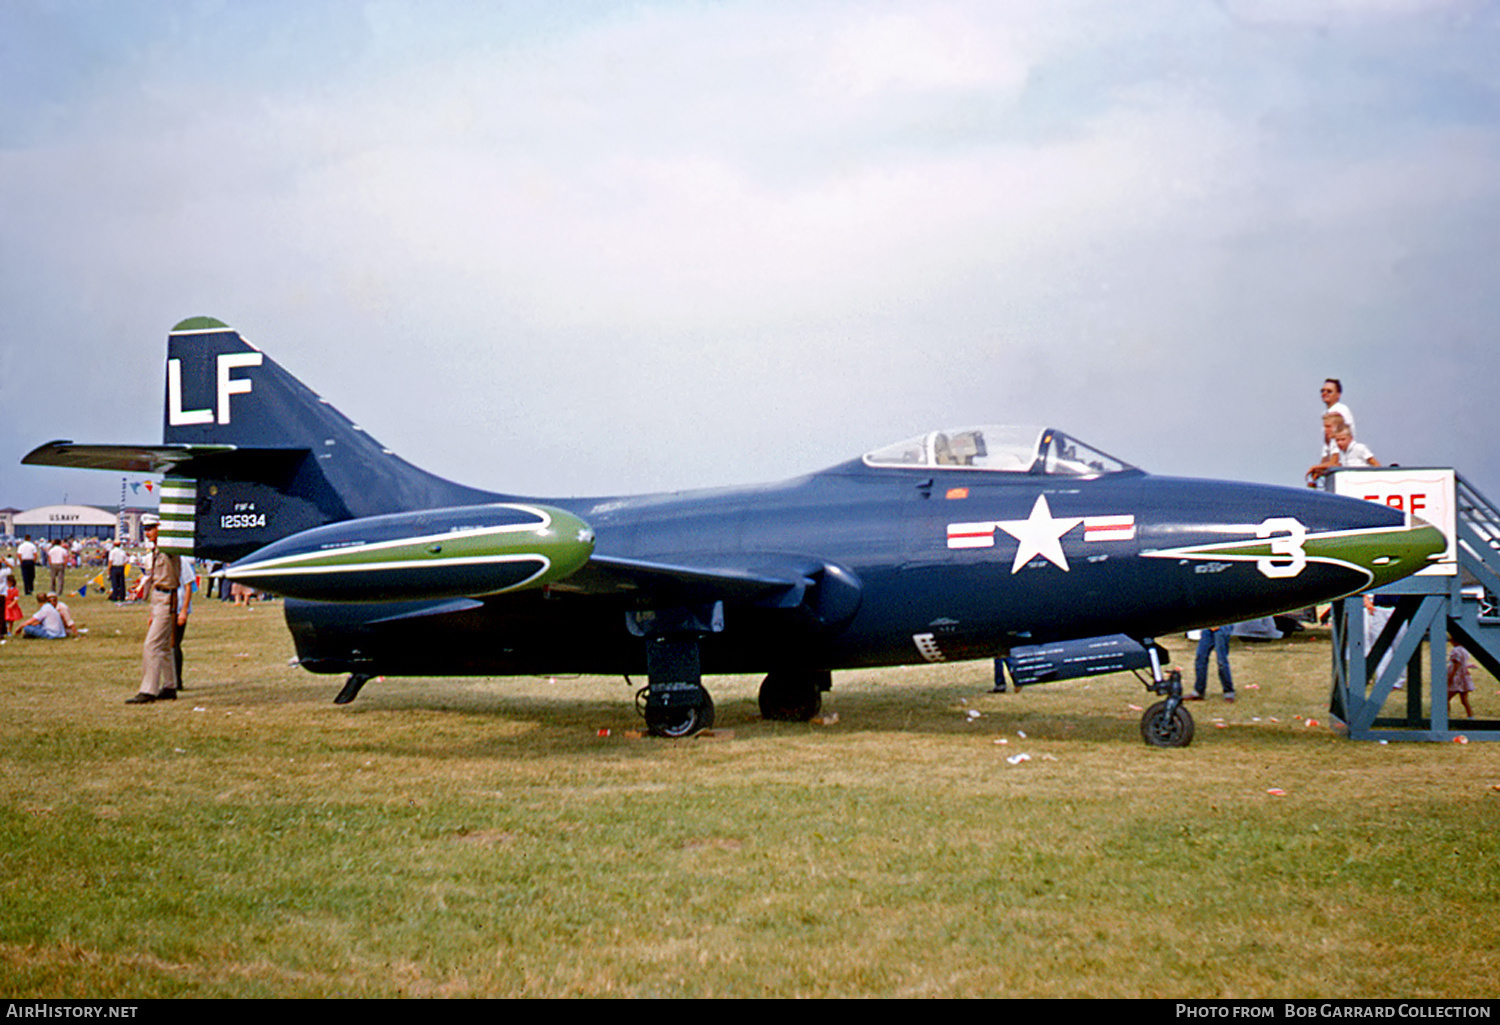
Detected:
left=1329, top=468, right=1500, bottom=741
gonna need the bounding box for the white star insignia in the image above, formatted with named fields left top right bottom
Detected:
left=994, top=494, right=1082, bottom=573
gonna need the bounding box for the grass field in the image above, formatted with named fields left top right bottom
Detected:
left=3, top=575, right=1499, bottom=998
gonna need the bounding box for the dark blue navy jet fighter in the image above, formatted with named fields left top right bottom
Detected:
left=24, top=318, right=1445, bottom=745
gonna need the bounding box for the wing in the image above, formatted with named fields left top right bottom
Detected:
left=553, top=551, right=863, bottom=629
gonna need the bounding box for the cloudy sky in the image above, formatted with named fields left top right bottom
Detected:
left=3, top=0, right=1498, bottom=512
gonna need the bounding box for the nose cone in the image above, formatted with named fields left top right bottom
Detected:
left=1309, top=518, right=1446, bottom=590
left=1138, top=480, right=1448, bottom=618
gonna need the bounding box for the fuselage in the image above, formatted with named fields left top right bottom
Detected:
left=286, top=460, right=1432, bottom=678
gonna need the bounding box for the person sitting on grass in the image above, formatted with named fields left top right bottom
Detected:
left=14, top=595, right=67, bottom=639
left=45, top=592, right=79, bottom=637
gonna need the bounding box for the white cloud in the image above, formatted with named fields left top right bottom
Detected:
left=1220, top=0, right=1470, bottom=26
left=820, top=10, right=1029, bottom=98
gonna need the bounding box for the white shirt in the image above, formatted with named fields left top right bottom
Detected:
left=1325, top=401, right=1355, bottom=439
left=25, top=603, right=65, bottom=638
left=1339, top=441, right=1377, bottom=467
left=177, top=557, right=196, bottom=613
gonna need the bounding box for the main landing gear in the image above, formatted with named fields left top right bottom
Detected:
left=636, top=666, right=830, bottom=736
left=1137, top=638, right=1194, bottom=748
left=637, top=678, right=717, bottom=738
left=630, top=603, right=833, bottom=736
left=637, top=686, right=716, bottom=737
left=758, top=669, right=830, bottom=722
left=634, top=621, right=718, bottom=738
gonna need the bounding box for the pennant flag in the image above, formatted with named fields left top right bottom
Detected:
left=75, top=585, right=87, bottom=597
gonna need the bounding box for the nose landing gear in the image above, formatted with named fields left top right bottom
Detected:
left=1136, top=638, right=1194, bottom=748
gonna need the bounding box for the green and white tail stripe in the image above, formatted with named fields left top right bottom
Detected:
left=158, top=477, right=196, bottom=554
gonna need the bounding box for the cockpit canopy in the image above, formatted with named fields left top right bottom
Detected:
left=863, top=426, right=1136, bottom=478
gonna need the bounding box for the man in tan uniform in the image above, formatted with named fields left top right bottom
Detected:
left=127, top=515, right=181, bottom=704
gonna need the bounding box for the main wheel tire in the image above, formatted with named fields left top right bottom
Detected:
left=758, top=670, right=826, bottom=722
left=1140, top=700, right=1194, bottom=748
left=644, top=692, right=715, bottom=738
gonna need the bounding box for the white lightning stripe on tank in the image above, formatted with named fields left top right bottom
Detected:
left=230, top=553, right=551, bottom=578
left=227, top=554, right=555, bottom=597
left=229, top=506, right=556, bottom=574
left=235, top=552, right=552, bottom=576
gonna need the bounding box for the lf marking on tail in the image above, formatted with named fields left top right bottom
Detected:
left=167, top=352, right=264, bottom=426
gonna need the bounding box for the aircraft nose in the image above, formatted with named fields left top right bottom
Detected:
left=1315, top=516, right=1447, bottom=590
left=1139, top=483, right=1447, bottom=601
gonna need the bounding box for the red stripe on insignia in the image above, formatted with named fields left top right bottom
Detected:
left=947, top=522, right=996, bottom=549
left=1083, top=515, right=1135, bottom=541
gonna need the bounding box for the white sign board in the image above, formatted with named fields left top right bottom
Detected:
left=1332, top=467, right=1456, bottom=576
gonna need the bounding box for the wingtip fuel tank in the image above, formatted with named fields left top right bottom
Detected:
left=223, top=503, right=595, bottom=602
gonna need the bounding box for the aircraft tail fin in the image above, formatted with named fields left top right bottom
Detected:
left=162, top=317, right=497, bottom=560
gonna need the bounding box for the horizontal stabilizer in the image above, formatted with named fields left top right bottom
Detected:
left=22, top=440, right=308, bottom=483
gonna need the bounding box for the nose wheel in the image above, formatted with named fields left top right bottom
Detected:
left=1136, top=638, right=1194, bottom=748
left=1141, top=697, right=1194, bottom=747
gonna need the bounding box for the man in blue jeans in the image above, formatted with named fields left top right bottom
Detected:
left=1188, top=624, right=1235, bottom=702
